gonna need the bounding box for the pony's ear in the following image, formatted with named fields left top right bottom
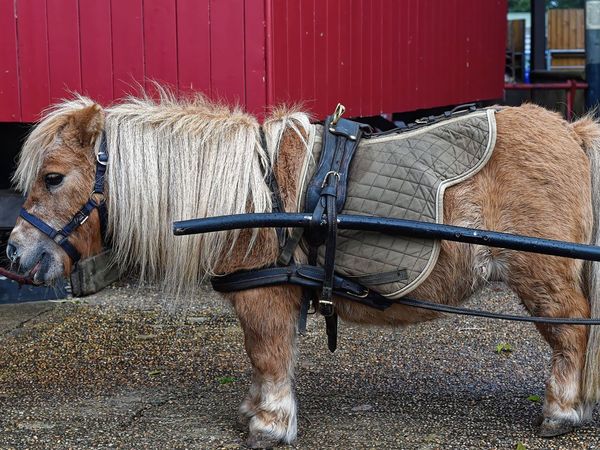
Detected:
left=65, top=104, right=105, bottom=148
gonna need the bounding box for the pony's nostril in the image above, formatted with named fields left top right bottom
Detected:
left=6, top=243, right=19, bottom=263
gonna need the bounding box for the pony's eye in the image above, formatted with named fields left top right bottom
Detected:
left=44, top=173, right=64, bottom=189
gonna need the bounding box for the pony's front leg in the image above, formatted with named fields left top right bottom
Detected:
left=230, top=285, right=301, bottom=448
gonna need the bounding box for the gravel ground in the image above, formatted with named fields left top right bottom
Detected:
left=0, top=281, right=599, bottom=449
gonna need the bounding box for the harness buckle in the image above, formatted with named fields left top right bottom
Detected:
left=346, top=287, right=369, bottom=298
left=321, top=171, right=340, bottom=188
left=77, top=211, right=89, bottom=225
left=96, top=152, right=108, bottom=166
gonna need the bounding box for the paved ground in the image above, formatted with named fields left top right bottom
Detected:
left=0, top=281, right=599, bottom=449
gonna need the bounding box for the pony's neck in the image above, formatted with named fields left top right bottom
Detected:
left=272, top=127, right=311, bottom=214
left=213, top=125, right=311, bottom=274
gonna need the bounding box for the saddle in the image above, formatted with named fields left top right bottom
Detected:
left=298, top=106, right=497, bottom=299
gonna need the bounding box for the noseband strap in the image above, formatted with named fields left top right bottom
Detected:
left=19, top=133, right=109, bottom=264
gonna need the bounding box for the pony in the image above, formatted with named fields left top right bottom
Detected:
left=6, top=92, right=600, bottom=447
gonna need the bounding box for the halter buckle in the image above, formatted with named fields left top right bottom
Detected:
left=77, top=211, right=89, bottom=225
left=97, top=152, right=108, bottom=166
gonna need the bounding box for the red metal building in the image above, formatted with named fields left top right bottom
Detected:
left=0, top=0, right=507, bottom=122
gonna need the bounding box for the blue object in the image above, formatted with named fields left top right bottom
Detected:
left=0, top=277, right=69, bottom=304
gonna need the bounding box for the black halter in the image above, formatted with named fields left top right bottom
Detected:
left=19, top=133, right=109, bottom=263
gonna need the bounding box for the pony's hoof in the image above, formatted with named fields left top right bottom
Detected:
left=246, top=431, right=281, bottom=449
left=538, top=418, right=574, bottom=437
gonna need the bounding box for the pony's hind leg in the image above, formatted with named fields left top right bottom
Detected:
left=507, top=253, right=590, bottom=437
left=230, top=285, right=301, bottom=448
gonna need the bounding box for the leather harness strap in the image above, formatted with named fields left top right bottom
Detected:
left=211, top=265, right=600, bottom=326
left=303, top=107, right=370, bottom=351
left=19, top=133, right=109, bottom=264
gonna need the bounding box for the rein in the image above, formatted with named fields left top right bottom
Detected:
left=18, top=132, right=109, bottom=264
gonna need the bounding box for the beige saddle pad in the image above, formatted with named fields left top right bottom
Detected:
left=298, top=109, right=497, bottom=299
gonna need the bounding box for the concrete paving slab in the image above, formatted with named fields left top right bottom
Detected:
left=0, top=301, right=55, bottom=335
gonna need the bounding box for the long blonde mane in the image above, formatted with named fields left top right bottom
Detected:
left=14, top=91, right=312, bottom=292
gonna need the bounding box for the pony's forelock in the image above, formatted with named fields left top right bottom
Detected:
left=13, top=95, right=97, bottom=193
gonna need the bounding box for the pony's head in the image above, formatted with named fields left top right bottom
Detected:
left=7, top=98, right=105, bottom=284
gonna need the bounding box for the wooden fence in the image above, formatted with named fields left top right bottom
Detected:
left=547, top=8, right=585, bottom=70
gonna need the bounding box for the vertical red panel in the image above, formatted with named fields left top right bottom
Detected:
left=489, top=0, right=508, bottom=99
left=286, top=0, right=303, bottom=104
left=372, top=4, right=383, bottom=114
left=79, top=0, right=113, bottom=105
left=391, top=0, right=409, bottom=112
left=313, top=0, right=327, bottom=116
left=361, top=0, right=373, bottom=116
left=338, top=3, right=352, bottom=115
left=17, top=0, right=50, bottom=121
left=380, top=0, right=393, bottom=114
left=429, top=0, right=444, bottom=107
left=446, top=0, right=459, bottom=105
left=406, top=0, right=418, bottom=111
left=0, top=0, right=20, bottom=121
left=350, top=0, right=364, bottom=117
left=325, top=0, right=340, bottom=114
left=211, top=0, right=246, bottom=105
left=177, top=0, right=210, bottom=96
left=47, top=0, right=81, bottom=102
left=112, top=0, right=144, bottom=98
left=300, top=0, right=317, bottom=113
left=421, top=0, right=435, bottom=108
left=269, top=0, right=287, bottom=106
left=144, top=0, right=178, bottom=94
left=469, top=0, right=483, bottom=100
left=244, top=0, right=267, bottom=115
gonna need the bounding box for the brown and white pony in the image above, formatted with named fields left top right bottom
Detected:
left=6, top=93, right=600, bottom=447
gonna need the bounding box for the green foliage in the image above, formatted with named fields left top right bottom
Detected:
left=509, top=0, right=532, bottom=11
left=509, top=0, right=584, bottom=12
left=516, top=443, right=527, bottom=450
left=496, top=342, right=513, bottom=354
left=217, top=376, right=237, bottom=384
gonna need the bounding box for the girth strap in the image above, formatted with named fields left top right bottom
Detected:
left=211, top=264, right=393, bottom=311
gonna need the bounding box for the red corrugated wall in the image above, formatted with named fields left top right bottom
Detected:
left=267, top=0, right=508, bottom=117
left=0, top=0, right=506, bottom=122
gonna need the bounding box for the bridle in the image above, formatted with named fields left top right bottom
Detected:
left=18, top=132, right=109, bottom=264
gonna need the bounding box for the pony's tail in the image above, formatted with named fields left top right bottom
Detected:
left=572, top=116, right=600, bottom=409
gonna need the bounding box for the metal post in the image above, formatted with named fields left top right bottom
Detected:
left=586, top=0, right=600, bottom=110
left=531, top=0, right=546, bottom=73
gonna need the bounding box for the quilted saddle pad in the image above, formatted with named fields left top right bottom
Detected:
left=297, top=109, right=497, bottom=299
